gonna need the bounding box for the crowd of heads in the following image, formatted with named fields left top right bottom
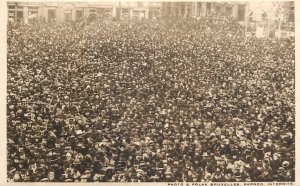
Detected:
left=7, top=15, right=294, bottom=182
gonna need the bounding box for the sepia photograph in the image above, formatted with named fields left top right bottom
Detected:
left=6, top=0, right=295, bottom=183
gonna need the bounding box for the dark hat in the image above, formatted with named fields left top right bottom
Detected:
left=256, top=144, right=264, bottom=151
left=234, top=172, right=242, bottom=178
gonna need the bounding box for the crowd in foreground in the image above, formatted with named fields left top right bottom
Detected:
left=7, top=17, right=295, bottom=182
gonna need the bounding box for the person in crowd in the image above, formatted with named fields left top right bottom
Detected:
left=7, top=15, right=295, bottom=182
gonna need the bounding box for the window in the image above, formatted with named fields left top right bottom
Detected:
left=289, top=6, right=294, bottom=22
left=28, top=7, right=38, bottom=21
left=175, top=8, right=179, bottom=16
left=237, top=4, right=245, bottom=21
left=16, top=10, right=23, bottom=22
left=76, top=9, right=83, bottom=21
left=249, top=12, right=253, bottom=22
left=215, top=6, right=221, bottom=14
left=167, top=5, right=171, bottom=15
left=197, top=2, right=201, bottom=17
left=28, top=11, right=38, bottom=20
left=8, top=11, right=15, bottom=16
left=181, top=4, right=185, bottom=15
left=197, top=2, right=202, bottom=10
left=207, top=3, right=211, bottom=11
left=8, top=10, right=15, bottom=22
left=122, top=8, right=129, bottom=19
left=226, top=7, right=232, bottom=16
left=48, top=9, right=56, bottom=22
left=289, top=13, right=294, bottom=22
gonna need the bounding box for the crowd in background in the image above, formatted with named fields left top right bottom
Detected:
left=7, top=16, right=295, bottom=182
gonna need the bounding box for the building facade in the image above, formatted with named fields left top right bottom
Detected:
left=7, top=1, right=161, bottom=23
left=160, top=1, right=294, bottom=38
left=161, top=2, right=250, bottom=22
left=7, top=1, right=294, bottom=38
left=245, top=1, right=294, bottom=38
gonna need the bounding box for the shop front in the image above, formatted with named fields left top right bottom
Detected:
left=8, top=4, right=24, bottom=23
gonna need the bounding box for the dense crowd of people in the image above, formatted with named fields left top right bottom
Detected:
left=7, top=15, right=295, bottom=182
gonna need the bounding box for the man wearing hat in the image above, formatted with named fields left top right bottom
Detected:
left=7, top=13, right=296, bottom=182
left=46, top=170, right=58, bottom=182
left=212, top=168, right=225, bottom=182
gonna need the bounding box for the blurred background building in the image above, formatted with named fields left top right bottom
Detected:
left=7, top=1, right=294, bottom=38
left=245, top=1, right=294, bottom=38
left=7, top=1, right=161, bottom=23
left=161, top=2, right=249, bottom=22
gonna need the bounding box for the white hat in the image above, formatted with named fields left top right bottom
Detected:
left=76, top=130, right=84, bottom=135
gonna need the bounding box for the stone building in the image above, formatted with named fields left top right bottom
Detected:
left=7, top=1, right=161, bottom=23
left=161, top=2, right=250, bottom=22
left=245, top=1, right=294, bottom=37
left=7, top=0, right=294, bottom=38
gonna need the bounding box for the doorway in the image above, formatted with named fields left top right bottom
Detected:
left=76, top=10, right=83, bottom=22
left=65, top=10, right=72, bottom=22
left=48, top=9, right=56, bottom=22
left=16, top=11, right=23, bottom=22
